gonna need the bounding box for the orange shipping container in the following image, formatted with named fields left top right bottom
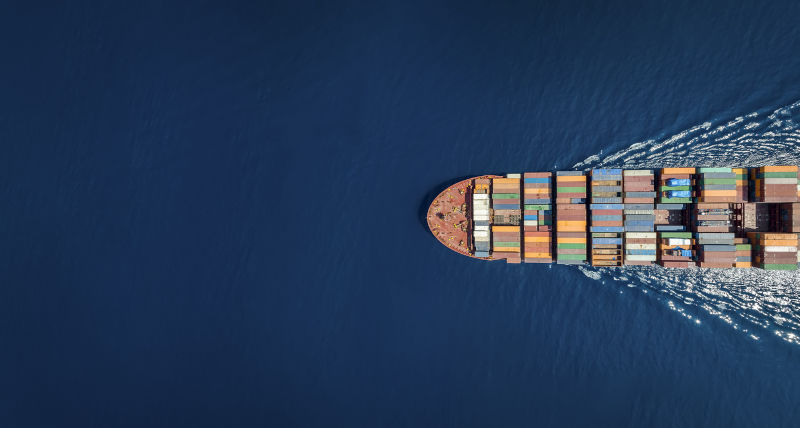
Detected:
left=762, top=166, right=798, bottom=172
left=556, top=176, right=586, bottom=182
left=525, top=252, right=551, bottom=258
left=493, top=178, right=521, bottom=184
left=662, top=167, right=696, bottom=174
left=492, top=226, right=519, bottom=232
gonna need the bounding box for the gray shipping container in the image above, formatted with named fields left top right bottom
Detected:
left=702, top=172, right=737, bottom=178
left=656, top=204, right=685, bottom=210
left=625, top=204, right=655, bottom=210
left=701, top=184, right=737, bottom=190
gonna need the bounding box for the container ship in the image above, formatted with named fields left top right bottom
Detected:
left=426, top=167, right=800, bottom=270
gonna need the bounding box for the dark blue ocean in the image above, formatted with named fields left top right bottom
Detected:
left=3, top=0, right=800, bottom=426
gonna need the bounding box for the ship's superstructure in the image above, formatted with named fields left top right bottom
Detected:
left=426, top=166, right=800, bottom=270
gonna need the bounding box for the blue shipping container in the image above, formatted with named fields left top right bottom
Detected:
left=666, top=178, right=691, bottom=186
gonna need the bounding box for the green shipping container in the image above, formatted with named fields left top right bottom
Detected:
left=661, top=186, right=691, bottom=191
left=698, top=167, right=733, bottom=173
left=557, top=243, right=587, bottom=249
left=558, top=254, right=587, bottom=260
left=524, top=204, right=551, bottom=210
left=763, top=264, right=798, bottom=270
left=735, top=244, right=752, bottom=250
left=661, top=197, right=693, bottom=203
left=493, top=193, right=520, bottom=199
left=557, top=187, right=586, bottom=192
left=660, top=232, right=692, bottom=238
left=760, top=172, right=798, bottom=179
left=701, top=178, right=737, bottom=185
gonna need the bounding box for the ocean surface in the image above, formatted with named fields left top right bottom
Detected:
left=2, top=0, right=800, bottom=426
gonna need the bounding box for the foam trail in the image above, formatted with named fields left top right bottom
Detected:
left=573, top=100, right=800, bottom=346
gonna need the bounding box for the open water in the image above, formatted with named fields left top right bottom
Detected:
left=2, top=0, right=800, bottom=427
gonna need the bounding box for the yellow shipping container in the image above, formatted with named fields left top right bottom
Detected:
left=493, top=247, right=520, bottom=252
left=662, top=167, right=696, bottom=174
left=493, top=178, right=521, bottom=184
left=762, top=233, right=798, bottom=239
left=524, top=252, right=551, bottom=258
left=762, top=165, right=798, bottom=172
left=559, top=237, right=586, bottom=243
left=524, top=237, right=551, bottom=243
left=524, top=188, right=550, bottom=194
left=557, top=221, right=587, bottom=226
left=558, top=226, right=586, bottom=232
left=555, top=176, right=586, bottom=182
left=492, top=226, right=519, bottom=232
left=735, top=262, right=752, bottom=268
left=763, top=239, right=798, bottom=246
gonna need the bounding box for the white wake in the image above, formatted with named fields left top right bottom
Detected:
left=573, top=100, right=800, bottom=345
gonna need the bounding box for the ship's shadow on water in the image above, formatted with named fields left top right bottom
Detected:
left=417, top=175, right=490, bottom=232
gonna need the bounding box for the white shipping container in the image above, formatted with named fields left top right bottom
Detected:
left=763, top=178, right=798, bottom=185
left=473, top=231, right=489, bottom=237
left=626, top=232, right=657, bottom=238
left=623, top=170, right=655, bottom=176
left=624, top=210, right=655, bottom=215
left=474, top=215, right=490, bottom=221
left=667, top=238, right=692, bottom=246
left=473, top=200, right=490, bottom=207
left=626, top=255, right=657, bottom=261
left=764, top=246, right=798, bottom=252
left=626, top=243, right=657, bottom=250
left=473, top=194, right=489, bottom=200
left=473, top=210, right=490, bottom=216
left=523, top=220, right=538, bottom=226
left=474, top=225, right=489, bottom=231
left=506, top=173, right=521, bottom=178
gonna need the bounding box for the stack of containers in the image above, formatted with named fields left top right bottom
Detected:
left=694, top=203, right=733, bottom=232
left=734, top=237, right=752, bottom=268
left=751, top=166, right=799, bottom=202
left=623, top=170, right=656, bottom=232
left=624, top=232, right=657, bottom=265
left=491, top=175, right=522, bottom=263
left=471, top=179, right=491, bottom=257
left=491, top=176, right=521, bottom=226
left=623, top=170, right=656, bottom=203
left=589, top=169, right=623, bottom=266
left=748, top=232, right=798, bottom=270
left=733, top=168, right=749, bottom=202
left=660, top=167, right=695, bottom=203
left=697, top=167, right=737, bottom=203
left=590, top=169, right=623, bottom=203
left=696, top=233, right=736, bottom=268
left=779, top=203, right=800, bottom=233
left=523, top=172, right=553, bottom=263
left=655, top=203, right=688, bottom=231
left=590, top=232, right=623, bottom=266
left=555, top=172, right=587, bottom=204
left=556, top=171, right=587, bottom=264
left=491, top=225, right=521, bottom=263
left=658, top=232, right=694, bottom=268
left=590, top=201, right=624, bottom=266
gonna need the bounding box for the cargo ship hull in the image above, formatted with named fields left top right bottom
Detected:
left=426, top=167, right=800, bottom=270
